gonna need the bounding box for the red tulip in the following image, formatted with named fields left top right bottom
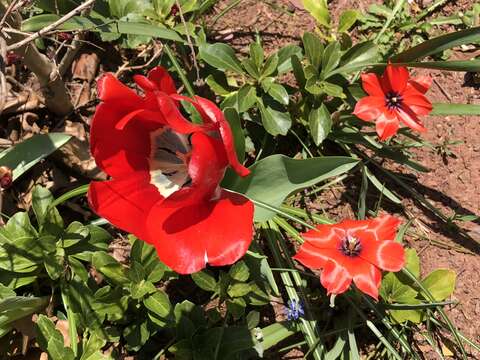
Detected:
left=88, top=67, right=254, bottom=274
left=353, top=63, right=432, bottom=141
left=293, top=215, right=405, bottom=299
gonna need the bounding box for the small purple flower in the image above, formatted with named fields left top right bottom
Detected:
left=286, top=299, right=304, bottom=321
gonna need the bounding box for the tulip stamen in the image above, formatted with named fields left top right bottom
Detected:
left=385, top=91, right=403, bottom=110
left=340, top=234, right=362, bottom=257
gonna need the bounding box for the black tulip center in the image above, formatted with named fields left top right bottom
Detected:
left=340, top=235, right=362, bottom=257
left=385, top=91, right=403, bottom=110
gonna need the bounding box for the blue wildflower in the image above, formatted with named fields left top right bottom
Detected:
left=286, top=299, right=304, bottom=321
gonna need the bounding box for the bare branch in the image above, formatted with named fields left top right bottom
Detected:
left=7, top=0, right=96, bottom=51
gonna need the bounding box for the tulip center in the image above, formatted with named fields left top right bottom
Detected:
left=385, top=91, right=403, bottom=110
left=149, top=127, right=192, bottom=197
left=340, top=234, right=362, bottom=257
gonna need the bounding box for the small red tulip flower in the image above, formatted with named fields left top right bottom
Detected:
left=353, top=63, right=432, bottom=141
left=293, top=215, right=405, bottom=299
left=88, top=67, right=254, bottom=274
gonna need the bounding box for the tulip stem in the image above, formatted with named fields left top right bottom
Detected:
left=164, top=44, right=196, bottom=98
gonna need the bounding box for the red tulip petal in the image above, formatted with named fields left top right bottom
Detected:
left=171, top=94, right=250, bottom=177
left=352, top=262, right=381, bottom=300
left=293, top=241, right=330, bottom=269
left=164, top=132, right=228, bottom=205
left=97, top=73, right=143, bottom=108
left=301, top=224, right=344, bottom=250
left=90, top=103, right=155, bottom=177
left=155, top=92, right=206, bottom=134
left=368, top=214, right=401, bottom=241
left=396, top=106, right=426, bottom=133
left=402, top=87, right=433, bottom=116
left=320, top=260, right=352, bottom=295
left=381, top=64, right=409, bottom=94
left=353, top=96, right=385, bottom=122
left=408, top=75, right=432, bottom=94
left=88, top=172, right=162, bottom=241
left=146, top=189, right=253, bottom=274
left=361, top=240, right=405, bottom=272
left=337, top=219, right=371, bottom=233
left=376, top=111, right=399, bottom=140
left=361, top=73, right=384, bottom=97
left=148, top=66, right=177, bottom=94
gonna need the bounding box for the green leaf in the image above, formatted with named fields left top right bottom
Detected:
left=302, top=32, right=324, bottom=70
left=144, top=290, right=172, bottom=318
left=400, top=60, right=480, bottom=72
left=431, top=103, right=480, bottom=116
left=421, top=269, right=456, bottom=301
left=321, top=41, right=341, bottom=78
left=242, top=58, right=261, bottom=79
left=261, top=53, right=279, bottom=78
left=309, top=104, right=332, bottom=145
left=262, top=79, right=289, bottom=105
left=229, top=261, right=250, bottom=282
left=227, top=297, right=246, bottom=320
left=0, top=134, right=71, bottom=181
left=224, top=108, right=246, bottom=163
left=364, top=167, right=402, bottom=204
left=249, top=42, right=264, bottom=71
left=276, top=45, right=303, bottom=73
left=226, top=155, right=359, bottom=221
left=393, top=26, right=480, bottom=62
left=338, top=10, right=358, bottom=32
left=227, top=283, right=252, bottom=298
left=92, top=252, right=129, bottom=285
left=0, top=296, right=48, bottom=328
left=191, top=270, right=217, bottom=291
left=199, top=43, right=244, bottom=73
left=246, top=310, right=260, bottom=329
left=236, top=85, right=257, bottom=113
left=291, top=55, right=306, bottom=88
left=128, top=261, right=146, bottom=283
left=333, top=41, right=378, bottom=75
left=35, top=315, right=75, bottom=360
left=32, top=186, right=64, bottom=234
left=257, top=99, right=292, bottom=136
left=22, top=14, right=183, bottom=43
left=303, top=0, right=330, bottom=27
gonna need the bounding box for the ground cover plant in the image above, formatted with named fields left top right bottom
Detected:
left=0, top=0, right=479, bottom=359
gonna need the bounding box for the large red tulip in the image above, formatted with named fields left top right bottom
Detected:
left=88, top=67, right=254, bottom=274
left=293, top=215, right=405, bottom=299
left=353, top=63, right=432, bottom=141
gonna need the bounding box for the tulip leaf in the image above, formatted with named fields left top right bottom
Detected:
left=400, top=60, right=480, bottom=72
left=22, top=14, right=184, bottom=43
left=0, top=133, right=71, bottom=182
left=199, top=43, right=244, bottom=74
left=393, top=26, right=480, bottom=62
left=431, top=103, right=480, bottom=116
left=333, top=41, right=378, bottom=75
left=226, top=155, right=359, bottom=221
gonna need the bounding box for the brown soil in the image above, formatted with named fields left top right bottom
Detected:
left=207, top=0, right=480, bottom=358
